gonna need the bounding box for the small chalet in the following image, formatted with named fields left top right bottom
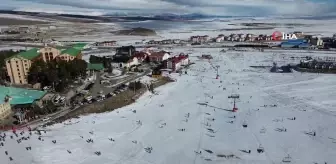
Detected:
left=126, top=57, right=139, bottom=68
left=133, top=51, right=149, bottom=62
left=149, top=51, right=170, bottom=62
left=215, top=36, right=224, bottom=42
left=190, top=35, right=209, bottom=43
left=96, top=41, right=117, bottom=47
left=115, top=46, right=136, bottom=57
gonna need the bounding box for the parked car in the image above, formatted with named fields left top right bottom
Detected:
left=108, top=92, right=116, bottom=97
left=43, top=86, right=51, bottom=91
left=42, top=117, right=50, bottom=122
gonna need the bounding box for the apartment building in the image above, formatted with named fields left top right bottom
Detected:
left=0, top=96, right=12, bottom=120
left=5, top=46, right=82, bottom=84
left=5, top=48, right=39, bottom=84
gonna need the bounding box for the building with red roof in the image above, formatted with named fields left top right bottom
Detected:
left=164, top=54, right=189, bottom=71
left=133, top=51, right=149, bottom=62
left=148, top=51, right=171, bottom=62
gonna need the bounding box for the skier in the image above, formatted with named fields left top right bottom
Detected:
left=67, top=150, right=72, bottom=154
left=5, top=151, right=8, bottom=155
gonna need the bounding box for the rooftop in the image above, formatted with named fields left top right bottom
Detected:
left=0, top=86, right=47, bottom=105
left=61, top=48, right=81, bottom=57
left=87, top=63, right=104, bottom=71
left=6, top=48, right=39, bottom=61
left=72, top=43, right=88, bottom=50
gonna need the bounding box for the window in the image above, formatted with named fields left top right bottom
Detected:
left=19, top=80, right=22, bottom=84
left=16, top=61, right=18, bottom=63
left=7, top=61, right=10, bottom=64
left=25, top=64, right=27, bottom=67
left=18, top=73, right=20, bottom=75
left=17, top=69, right=19, bottom=72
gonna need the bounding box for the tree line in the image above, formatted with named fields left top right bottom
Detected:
left=89, top=55, right=113, bottom=73
left=28, top=59, right=87, bottom=92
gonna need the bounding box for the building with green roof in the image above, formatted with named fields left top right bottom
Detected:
left=0, top=86, right=46, bottom=105
left=87, top=63, right=104, bottom=71
left=5, top=45, right=84, bottom=84
left=61, top=48, right=82, bottom=57
left=7, top=48, right=39, bottom=61
left=72, top=43, right=89, bottom=50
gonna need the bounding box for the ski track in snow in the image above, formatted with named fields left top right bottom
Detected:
left=1, top=48, right=336, bottom=164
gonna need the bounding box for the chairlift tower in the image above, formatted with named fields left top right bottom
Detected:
left=228, top=94, right=240, bottom=112
left=215, top=65, right=220, bottom=79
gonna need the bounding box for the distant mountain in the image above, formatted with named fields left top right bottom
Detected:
left=0, top=10, right=230, bottom=21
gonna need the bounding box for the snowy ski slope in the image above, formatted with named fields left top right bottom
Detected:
left=1, top=49, right=336, bottom=164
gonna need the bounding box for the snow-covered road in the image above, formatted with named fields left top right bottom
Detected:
left=1, top=48, right=336, bottom=164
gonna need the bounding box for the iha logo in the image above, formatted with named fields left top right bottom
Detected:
left=272, top=31, right=298, bottom=41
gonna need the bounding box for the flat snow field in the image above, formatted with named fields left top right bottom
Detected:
left=1, top=48, right=336, bottom=164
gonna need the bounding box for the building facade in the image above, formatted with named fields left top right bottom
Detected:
left=5, top=46, right=82, bottom=84
left=149, top=51, right=170, bottom=62
left=0, top=96, right=12, bottom=120
left=5, top=48, right=39, bottom=84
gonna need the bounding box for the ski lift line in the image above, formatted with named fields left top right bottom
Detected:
left=244, top=118, right=275, bottom=164
left=193, top=72, right=206, bottom=164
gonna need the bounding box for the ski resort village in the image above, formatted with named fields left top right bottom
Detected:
left=0, top=13, right=336, bottom=164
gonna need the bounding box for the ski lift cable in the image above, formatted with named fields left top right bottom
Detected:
left=246, top=121, right=275, bottom=164
left=193, top=72, right=207, bottom=164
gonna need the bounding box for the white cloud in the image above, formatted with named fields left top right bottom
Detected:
left=1, top=0, right=335, bottom=16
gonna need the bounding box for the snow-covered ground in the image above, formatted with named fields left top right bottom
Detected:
left=0, top=46, right=27, bottom=51
left=1, top=48, right=336, bottom=164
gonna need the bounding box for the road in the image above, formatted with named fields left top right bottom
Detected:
left=22, top=69, right=151, bottom=130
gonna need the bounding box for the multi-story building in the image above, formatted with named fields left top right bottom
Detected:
left=5, top=48, right=39, bottom=84
left=57, top=48, right=83, bottom=62
left=0, top=96, right=12, bottom=120
left=5, top=46, right=82, bottom=84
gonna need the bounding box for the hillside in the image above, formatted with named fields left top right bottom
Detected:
left=112, top=27, right=157, bottom=36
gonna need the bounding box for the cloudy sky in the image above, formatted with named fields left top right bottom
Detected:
left=1, top=0, right=335, bottom=16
